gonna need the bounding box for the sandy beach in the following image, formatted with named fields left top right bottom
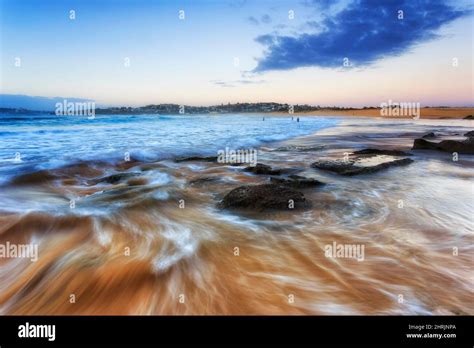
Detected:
left=271, top=107, right=474, bottom=119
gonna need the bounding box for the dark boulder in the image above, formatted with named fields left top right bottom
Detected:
left=463, top=115, right=474, bottom=120
left=218, top=184, right=308, bottom=210
left=311, top=158, right=413, bottom=176
left=412, top=138, right=474, bottom=154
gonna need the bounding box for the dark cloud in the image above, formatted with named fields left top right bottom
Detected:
left=302, top=0, right=335, bottom=8
left=247, top=16, right=259, bottom=26
left=228, top=0, right=247, bottom=8
left=248, top=14, right=272, bottom=26
left=261, top=14, right=272, bottom=24
left=254, top=0, right=469, bottom=72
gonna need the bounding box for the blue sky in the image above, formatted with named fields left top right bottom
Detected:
left=1, top=0, right=472, bottom=107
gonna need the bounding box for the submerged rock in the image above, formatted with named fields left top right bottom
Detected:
left=218, top=184, right=308, bottom=210
left=273, top=145, right=326, bottom=152
left=91, top=172, right=141, bottom=185
left=270, top=175, right=325, bottom=188
left=243, top=163, right=282, bottom=175
left=422, top=132, right=437, bottom=139
left=10, top=170, right=56, bottom=186
left=352, top=148, right=411, bottom=156
left=127, top=177, right=149, bottom=186
left=311, top=158, right=413, bottom=176
left=229, top=162, right=246, bottom=167
left=412, top=138, right=474, bottom=154
left=175, top=156, right=217, bottom=163
left=189, top=176, right=218, bottom=186
left=464, top=130, right=474, bottom=138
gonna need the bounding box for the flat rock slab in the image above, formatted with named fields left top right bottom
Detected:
left=189, top=176, right=219, bottom=186
left=218, top=184, right=308, bottom=211
left=270, top=175, right=325, bottom=188
left=352, top=148, right=411, bottom=156
left=412, top=138, right=474, bottom=154
left=244, top=163, right=282, bottom=175
left=175, top=156, right=217, bottom=163
left=273, top=145, right=326, bottom=152
left=311, top=158, right=413, bottom=176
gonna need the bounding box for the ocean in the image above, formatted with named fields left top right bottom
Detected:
left=0, top=114, right=339, bottom=182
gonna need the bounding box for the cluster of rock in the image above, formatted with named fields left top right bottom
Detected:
left=180, top=129, right=473, bottom=212
left=217, top=149, right=415, bottom=211
left=219, top=163, right=319, bottom=211
left=412, top=131, right=474, bottom=155
left=310, top=148, right=414, bottom=177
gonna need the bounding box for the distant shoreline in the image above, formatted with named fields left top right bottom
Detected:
left=1, top=106, right=473, bottom=120
left=269, top=107, right=474, bottom=120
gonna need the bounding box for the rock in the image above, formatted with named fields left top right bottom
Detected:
left=270, top=175, right=325, bottom=188
left=422, top=132, right=436, bottom=139
left=464, top=130, right=474, bottom=138
left=229, top=162, right=245, bottom=167
left=218, top=184, right=308, bottom=210
left=10, top=170, right=56, bottom=186
left=412, top=138, right=474, bottom=154
left=463, top=115, right=474, bottom=120
left=175, top=156, right=217, bottom=163
left=352, top=148, right=411, bottom=156
left=244, top=163, right=282, bottom=175
left=311, top=158, right=413, bottom=176
left=189, top=177, right=218, bottom=186
left=412, top=139, right=438, bottom=151
left=273, top=145, right=326, bottom=152
left=127, top=177, right=148, bottom=186
left=91, top=172, right=141, bottom=185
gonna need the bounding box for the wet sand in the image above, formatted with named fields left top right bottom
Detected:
left=0, top=118, right=473, bottom=315
left=270, top=107, right=474, bottom=119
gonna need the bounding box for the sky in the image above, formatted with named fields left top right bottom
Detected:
left=0, top=0, right=473, bottom=107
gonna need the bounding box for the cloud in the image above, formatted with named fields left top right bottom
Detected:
left=247, top=16, right=259, bottom=26
left=247, top=14, right=273, bottom=26
left=211, top=80, right=235, bottom=88
left=261, top=14, right=272, bottom=24
left=254, top=0, right=469, bottom=72
left=228, top=0, right=246, bottom=8
left=211, top=79, right=266, bottom=88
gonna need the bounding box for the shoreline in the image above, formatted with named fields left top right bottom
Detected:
left=268, top=107, right=474, bottom=120
left=3, top=107, right=473, bottom=120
